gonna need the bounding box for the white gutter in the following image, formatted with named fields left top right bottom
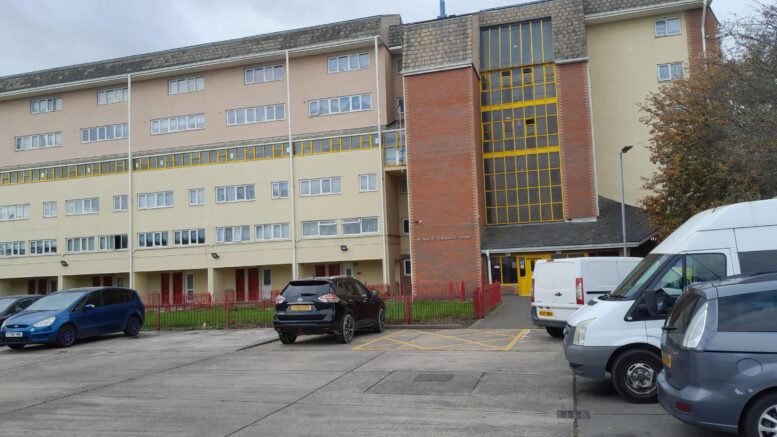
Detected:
left=375, top=37, right=389, bottom=286
left=285, top=49, right=298, bottom=280
left=127, top=74, right=134, bottom=289
left=701, top=0, right=709, bottom=62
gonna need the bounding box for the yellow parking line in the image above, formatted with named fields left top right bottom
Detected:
left=352, top=329, right=406, bottom=351
left=383, top=336, right=428, bottom=350
left=408, top=330, right=506, bottom=351
left=501, top=329, right=529, bottom=351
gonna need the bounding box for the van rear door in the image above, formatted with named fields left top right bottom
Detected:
left=583, top=260, right=623, bottom=302
left=553, top=261, right=578, bottom=305
left=532, top=261, right=556, bottom=307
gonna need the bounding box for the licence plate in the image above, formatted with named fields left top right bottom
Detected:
left=538, top=310, right=554, bottom=318
left=289, top=305, right=312, bottom=311
left=662, top=353, right=672, bottom=368
left=5, top=332, right=23, bottom=338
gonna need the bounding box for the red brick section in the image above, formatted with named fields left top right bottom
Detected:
left=556, top=61, right=597, bottom=220
left=405, top=67, right=484, bottom=290
left=686, top=7, right=721, bottom=71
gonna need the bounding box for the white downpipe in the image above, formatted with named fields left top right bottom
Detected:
left=285, top=50, right=298, bottom=280
left=485, top=250, right=492, bottom=284
left=701, top=0, right=709, bottom=63
left=127, top=74, right=134, bottom=289
left=586, top=63, right=600, bottom=216
left=375, top=37, right=389, bottom=286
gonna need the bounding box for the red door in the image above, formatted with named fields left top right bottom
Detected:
left=172, top=272, right=183, bottom=304
left=328, top=264, right=341, bottom=276
left=92, top=276, right=101, bottom=287
left=235, top=269, right=245, bottom=301
left=38, top=279, right=48, bottom=295
left=315, top=264, right=326, bottom=277
left=248, top=268, right=259, bottom=301
left=161, top=273, right=170, bottom=305
left=27, top=279, right=36, bottom=295
left=102, top=276, right=112, bottom=286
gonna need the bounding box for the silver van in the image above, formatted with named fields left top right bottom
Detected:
left=659, top=272, right=777, bottom=435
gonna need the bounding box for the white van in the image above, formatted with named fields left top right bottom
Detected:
left=531, top=257, right=641, bottom=338
left=563, top=199, right=777, bottom=403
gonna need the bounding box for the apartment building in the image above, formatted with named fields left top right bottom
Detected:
left=0, top=0, right=718, bottom=299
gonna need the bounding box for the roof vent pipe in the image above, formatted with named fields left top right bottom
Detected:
left=438, top=0, right=447, bottom=19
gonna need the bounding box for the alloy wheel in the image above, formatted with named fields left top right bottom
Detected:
left=758, top=404, right=777, bottom=436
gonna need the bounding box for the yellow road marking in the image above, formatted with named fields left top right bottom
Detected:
left=501, top=329, right=529, bottom=351
left=352, top=329, right=407, bottom=351
left=407, top=329, right=506, bottom=351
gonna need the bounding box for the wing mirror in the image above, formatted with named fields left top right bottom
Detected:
left=643, top=289, right=669, bottom=318
left=370, top=290, right=379, bottom=299
left=84, top=304, right=96, bottom=312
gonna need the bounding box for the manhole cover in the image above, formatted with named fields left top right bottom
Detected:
left=557, top=410, right=590, bottom=420
left=414, top=373, right=454, bottom=382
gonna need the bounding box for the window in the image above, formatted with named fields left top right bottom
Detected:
left=226, top=104, right=285, bottom=126
left=113, top=195, right=128, bottom=212
left=255, top=223, right=289, bottom=241
left=81, top=123, right=128, bottom=143
left=658, top=62, right=684, bottom=82
left=271, top=181, right=289, bottom=199
left=66, top=198, right=99, bottom=215
left=300, top=177, right=342, bottom=197
left=719, top=290, right=777, bottom=332
left=359, top=174, right=377, bottom=192
left=188, top=188, right=205, bottom=206
left=31, top=97, right=62, bottom=114
left=97, top=87, right=128, bottom=105
left=185, top=273, right=195, bottom=302
left=395, top=57, right=402, bottom=74
left=342, top=217, right=379, bottom=235
left=402, top=218, right=410, bottom=235
left=137, top=231, right=168, bottom=248
left=151, top=113, right=205, bottom=135
left=328, top=52, right=370, bottom=73
left=137, top=191, right=173, bottom=209
left=216, top=225, right=250, bottom=243
left=168, top=76, right=205, bottom=95
left=401, top=177, right=408, bottom=193
left=215, top=184, right=255, bottom=203
left=15, top=132, right=63, bottom=151
left=302, top=220, right=337, bottom=238
left=29, top=239, right=56, bottom=255
left=245, top=65, right=284, bottom=84
left=0, top=204, right=30, bottom=221
left=739, top=250, right=777, bottom=274
left=0, top=241, right=25, bottom=257
left=174, top=229, right=205, bottom=246
left=403, top=259, right=411, bottom=276
left=99, top=234, right=128, bottom=251
left=308, top=93, right=372, bottom=116
left=66, top=237, right=95, bottom=253
left=43, top=201, right=57, bottom=218
left=655, top=17, right=681, bottom=37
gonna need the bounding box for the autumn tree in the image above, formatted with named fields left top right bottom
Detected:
left=640, top=3, right=777, bottom=238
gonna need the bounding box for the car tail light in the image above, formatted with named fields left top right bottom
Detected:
left=275, top=295, right=286, bottom=304
left=531, top=278, right=535, bottom=303
left=576, top=278, right=584, bottom=305
left=675, top=401, right=693, bottom=413
left=317, top=293, right=340, bottom=303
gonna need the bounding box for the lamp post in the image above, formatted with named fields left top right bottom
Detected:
left=619, top=145, right=633, bottom=256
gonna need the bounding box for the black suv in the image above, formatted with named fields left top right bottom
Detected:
left=273, top=276, right=386, bottom=344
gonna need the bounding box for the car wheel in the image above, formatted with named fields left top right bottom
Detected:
left=55, top=324, right=76, bottom=348
left=545, top=327, right=564, bottom=338
left=123, top=316, right=141, bottom=337
left=742, top=392, right=777, bottom=437
left=373, top=308, right=386, bottom=333
left=7, top=344, right=24, bottom=350
left=278, top=333, right=297, bottom=345
left=336, top=313, right=355, bottom=344
left=611, top=349, right=661, bottom=403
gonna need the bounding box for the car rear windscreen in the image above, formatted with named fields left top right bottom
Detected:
left=281, top=282, right=331, bottom=300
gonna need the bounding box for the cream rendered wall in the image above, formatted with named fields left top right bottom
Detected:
left=587, top=13, right=690, bottom=206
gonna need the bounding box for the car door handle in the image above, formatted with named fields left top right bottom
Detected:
left=554, top=292, right=562, bottom=297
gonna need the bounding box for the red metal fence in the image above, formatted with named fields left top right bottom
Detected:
left=140, top=282, right=502, bottom=331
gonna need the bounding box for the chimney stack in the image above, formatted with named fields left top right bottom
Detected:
left=438, top=0, right=447, bottom=19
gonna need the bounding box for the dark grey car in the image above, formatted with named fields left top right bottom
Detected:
left=658, top=272, right=777, bottom=436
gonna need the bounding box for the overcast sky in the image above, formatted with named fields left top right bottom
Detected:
left=0, top=0, right=767, bottom=77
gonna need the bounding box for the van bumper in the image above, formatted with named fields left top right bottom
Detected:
left=530, top=306, right=566, bottom=328
left=563, top=328, right=614, bottom=380
left=658, top=372, right=739, bottom=434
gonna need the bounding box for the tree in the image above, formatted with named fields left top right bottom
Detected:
left=640, top=3, right=777, bottom=239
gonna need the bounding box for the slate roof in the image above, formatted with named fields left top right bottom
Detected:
left=0, top=15, right=400, bottom=94
left=481, top=196, right=655, bottom=252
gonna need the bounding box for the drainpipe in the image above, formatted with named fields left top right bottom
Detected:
left=485, top=250, right=492, bottom=284
left=375, top=36, right=389, bottom=286
left=701, top=0, right=709, bottom=65
left=285, top=50, right=298, bottom=280
left=127, top=74, right=134, bottom=289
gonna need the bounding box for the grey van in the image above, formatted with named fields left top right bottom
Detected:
left=658, top=272, right=777, bottom=435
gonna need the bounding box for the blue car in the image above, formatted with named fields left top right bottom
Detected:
left=0, top=287, right=144, bottom=349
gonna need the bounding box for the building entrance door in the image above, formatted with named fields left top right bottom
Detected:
left=261, top=269, right=272, bottom=299
left=517, top=254, right=551, bottom=297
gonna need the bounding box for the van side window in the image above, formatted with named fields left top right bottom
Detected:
left=719, top=290, right=777, bottom=332
left=686, top=253, right=727, bottom=285
left=738, top=250, right=777, bottom=275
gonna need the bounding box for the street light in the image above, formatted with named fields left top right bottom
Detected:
left=619, top=146, right=633, bottom=256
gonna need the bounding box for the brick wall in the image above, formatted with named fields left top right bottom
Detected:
left=556, top=61, right=597, bottom=219
left=405, top=67, right=483, bottom=289
left=685, top=7, right=721, bottom=71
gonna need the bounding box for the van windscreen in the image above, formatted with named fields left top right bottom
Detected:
left=610, top=254, right=672, bottom=299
